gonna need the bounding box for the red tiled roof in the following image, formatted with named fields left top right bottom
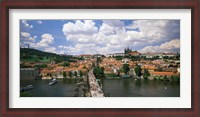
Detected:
left=151, top=71, right=179, bottom=76
left=142, top=65, right=156, bottom=70
left=128, top=51, right=141, bottom=55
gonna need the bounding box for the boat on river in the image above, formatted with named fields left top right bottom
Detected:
left=20, top=85, right=33, bottom=92
left=49, top=78, right=58, bottom=86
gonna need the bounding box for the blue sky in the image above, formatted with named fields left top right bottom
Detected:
left=20, top=19, right=180, bottom=55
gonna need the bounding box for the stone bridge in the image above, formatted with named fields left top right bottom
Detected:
left=87, top=69, right=105, bottom=97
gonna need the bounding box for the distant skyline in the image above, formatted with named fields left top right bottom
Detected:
left=20, top=19, right=180, bottom=55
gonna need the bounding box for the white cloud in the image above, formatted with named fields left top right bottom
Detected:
left=100, top=20, right=126, bottom=36
left=36, top=34, right=54, bottom=47
left=21, top=32, right=30, bottom=37
left=61, top=20, right=129, bottom=55
left=20, top=32, right=59, bottom=53
left=160, top=39, right=180, bottom=49
left=62, top=20, right=100, bottom=49
left=139, top=39, right=180, bottom=53
left=21, top=20, right=33, bottom=28
left=57, top=44, right=95, bottom=55
left=21, top=19, right=177, bottom=55
left=58, top=42, right=125, bottom=55
left=126, top=20, right=180, bottom=43
left=20, top=32, right=37, bottom=41
left=29, top=25, right=33, bottom=28
left=21, top=33, right=54, bottom=49
left=62, top=20, right=98, bottom=37
left=103, top=20, right=124, bottom=27
left=61, top=20, right=180, bottom=55
left=58, top=45, right=64, bottom=48
left=44, top=47, right=57, bottom=53
left=99, top=23, right=115, bottom=35
left=37, top=21, right=43, bottom=24
left=20, top=20, right=180, bottom=54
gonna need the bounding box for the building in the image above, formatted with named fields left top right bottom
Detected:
left=142, top=64, right=156, bottom=72
left=124, top=46, right=132, bottom=54
left=141, top=52, right=178, bottom=59
left=80, top=54, right=92, bottom=59
left=93, top=54, right=104, bottom=58
left=150, top=71, right=179, bottom=78
left=141, top=53, right=157, bottom=58
left=128, top=51, right=141, bottom=56
left=20, top=68, right=40, bottom=80
left=105, top=53, right=124, bottom=57
left=122, top=58, right=130, bottom=64
left=163, top=53, right=177, bottom=57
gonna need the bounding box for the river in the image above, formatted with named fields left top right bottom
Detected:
left=102, top=78, right=180, bottom=97
left=20, top=79, right=77, bottom=97
left=20, top=78, right=180, bottom=97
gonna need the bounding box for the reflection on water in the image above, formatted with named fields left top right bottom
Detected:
left=102, top=79, right=180, bottom=97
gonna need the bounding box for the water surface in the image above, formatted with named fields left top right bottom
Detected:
left=20, top=79, right=77, bottom=97
left=20, top=78, right=180, bottom=97
left=102, top=78, right=180, bottom=97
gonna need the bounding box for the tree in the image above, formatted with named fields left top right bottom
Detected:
left=74, top=71, right=77, bottom=77
left=100, top=67, right=105, bottom=75
left=143, top=69, right=150, bottom=80
left=34, top=64, right=47, bottom=69
left=69, top=71, right=73, bottom=78
left=63, top=62, right=70, bottom=67
left=116, top=69, right=120, bottom=76
left=97, top=57, right=102, bottom=62
left=163, top=56, right=169, bottom=59
left=114, top=56, right=123, bottom=60
left=63, top=72, right=66, bottom=78
left=92, top=62, right=95, bottom=67
left=170, top=75, right=175, bottom=81
left=176, top=52, right=180, bottom=60
left=174, top=76, right=180, bottom=82
left=153, top=56, right=160, bottom=60
left=170, top=75, right=180, bottom=82
left=47, top=73, right=50, bottom=77
left=93, top=66, right=105, bottom=79
left=164, top=75, right=168, bottom=81
left=135, top=65, right=142, bottom=77
left=80, top=70, right=83, bottom=77
left=83, top=65, right=88, bottom=70
left=20, top=92, right=32, bottom=97
left=122, top=64, right=130, bottom=75
left=156, top=66, right=163, bottom=72
left=130, top=56, right=140, bottom=61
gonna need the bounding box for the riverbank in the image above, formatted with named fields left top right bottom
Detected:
left=41, top=76, right=85, bottom=80
left=104, top=74, right=180, bottom=83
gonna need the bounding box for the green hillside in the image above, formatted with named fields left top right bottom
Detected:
left=20, top=48, right=82, bottom=63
